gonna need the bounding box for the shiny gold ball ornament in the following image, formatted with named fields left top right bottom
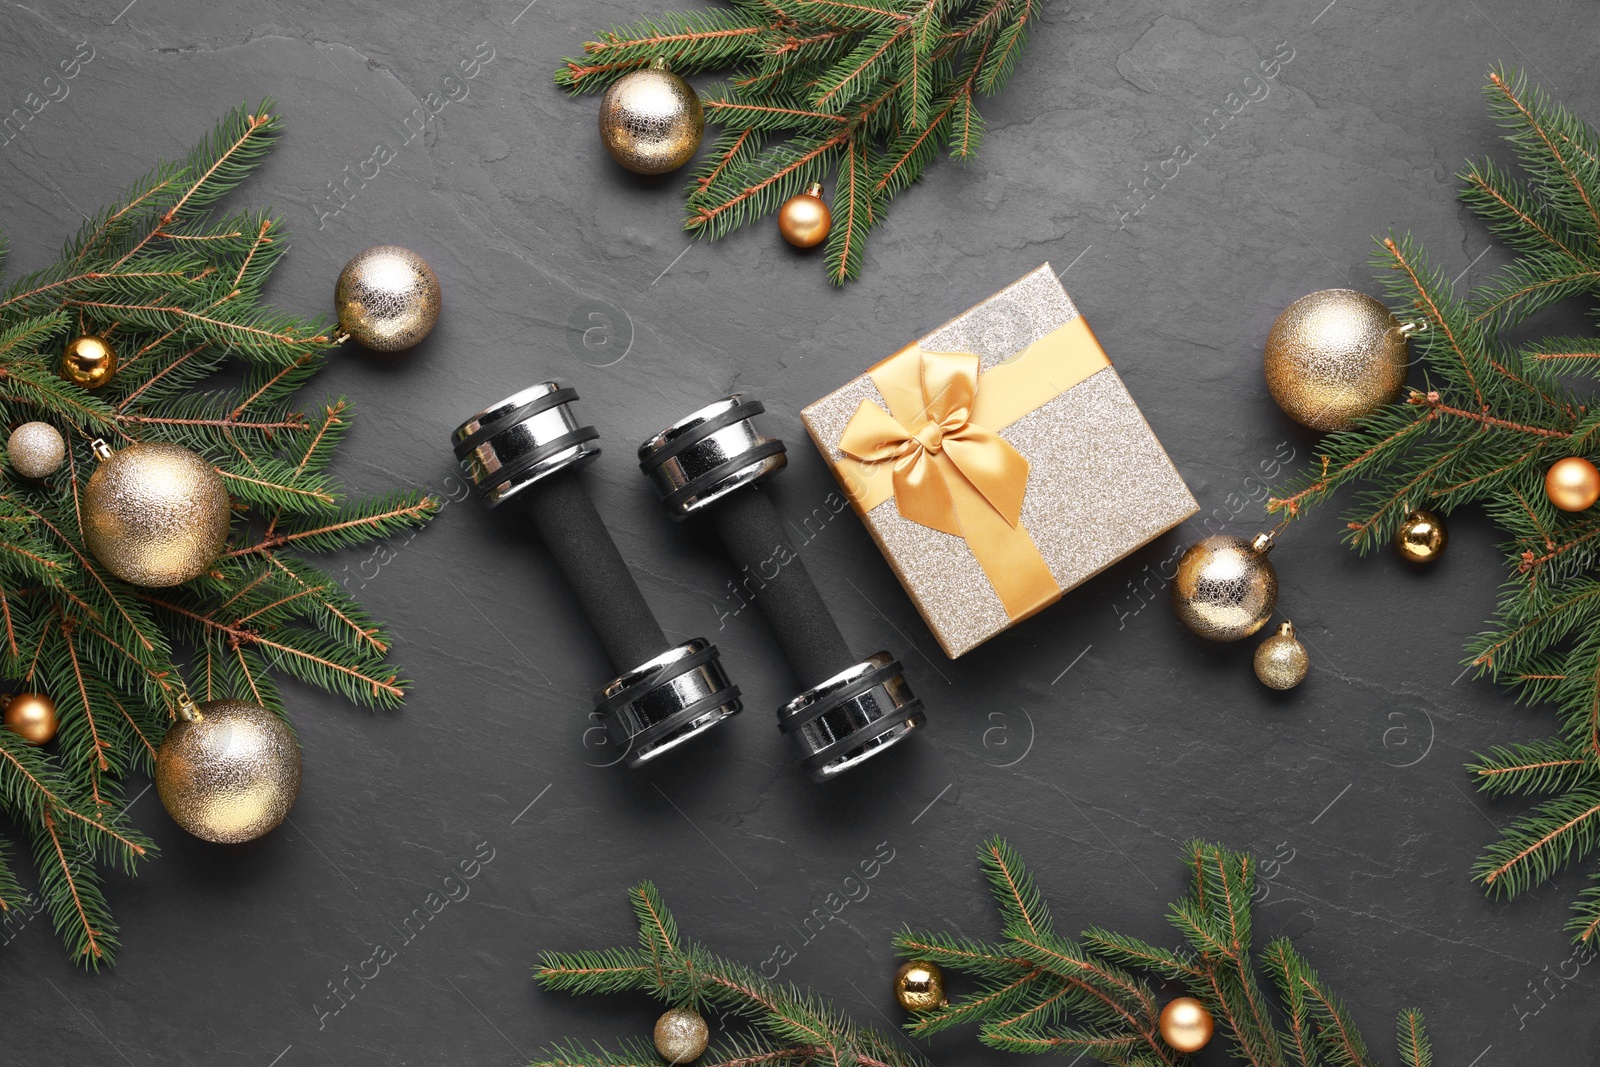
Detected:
left=334, top=245, right=442, bottom=352
left=1253, top=621, right=1309, bottom=690
left=82, top=439, right=231, bottom=587
left=60, top=334, right=119, bottom=389
left=652, top=1007, right=709, bottom=1064
left=893, top=959, right=948, bottom=1011
left=1158, top=996, right=1214, bottom=1054
left=1394, top=508, right=1448, bottom=563
left=1545, top=457, right=1600, bottom=512
left=1171, top=532, right=1279, bottom=641
left=156, top=697, right=301, bottom=844
left=6, top=421, right=66, bottom=479
left=1264, top=289, right=1409, bottom=431
left=598, top=57, right=704, bottom=175
left=4, top=693, right=59, bottom=745
left=778, top=182, right=832, bottom=248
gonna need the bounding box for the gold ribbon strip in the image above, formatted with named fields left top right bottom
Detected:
left=833, top=315, right=1111, bottom=622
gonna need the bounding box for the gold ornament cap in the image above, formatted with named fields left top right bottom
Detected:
left=1263, top=289, right=1408, bottom=431
left=335, top=245, right=442, bottom=352
left=1253, top=620, right=1309, bottom=690
left=156, top=697, right=301, bottom=844
left=597, top=57, right=705, bottom=174
left=893, top=959, right=948, bottom=1011
left=82, top=440, right=231, bottom=587
left=653, top=1007, right=709, bottom=1064
left=61, top=334, right=119, bottom=390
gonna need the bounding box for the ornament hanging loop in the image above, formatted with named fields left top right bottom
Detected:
left=89, top=438, right=113, bottom=461
left=1251, top=530, right=1276, bottom=555
left=1397, top=319, right=1429, bottom=335
left=175, top=691, right=204, bottom=723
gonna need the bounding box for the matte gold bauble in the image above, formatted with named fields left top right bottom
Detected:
left=1394, top=508, right=1447, bottom=563
left=334, top=245, right=442, bottom=352
left=1545, top=457, right=1600, bottom=512
left=82, top=440, right=231, bottom=587
left=653, top=1007, right=709, bottom=1064
left=1158, top=996, right=1214, bottom=1054
left=60, top=334, right=118, bottom=389
left=1171, top=532, right=1278, bottom=641
left=4, top=693, right=59, bottom=745
left=598, top=57, right=704, bottom=175
left=6, top=421, right=66, bottom=479
left=778, top=182, right=832, bottom=248
left=1264, top=289, right=1408, bottom=431
left=156, top=697, right=300, bottom=844
left=893, top=959, right=947, bottom=1011
left=1253, top=621, right=1308, bottom=690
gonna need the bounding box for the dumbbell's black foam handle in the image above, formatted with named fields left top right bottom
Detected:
left=709, top=485, right=857, bottom=686
left=525, top=470, right=669, bottom=673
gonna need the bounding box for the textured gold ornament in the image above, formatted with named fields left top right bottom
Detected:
left=598, top=57, right=704, bottom=175
left=60, top=334, right=119, bottom=389
left=653, top=1007, right=709, bottom=1064
left=893, top=959, right=947, bottom=1011
left=778, top=182, right=832, bottom=248
left=1171, top=532, right=1278, bottom=641
left=1264, top=289, right=1408, bottom=431
left=4, top=693, right=59, bottom=745
left=1545, top=456, right=1600, bottom=512
left=1253, top=621, right=1308, bottom=690
left=6, top=421, right=66, bottom=479
left=82, top=440, right=231, bottom=587
left=156, top=697, right=300, bottom=844
left=1394, top=508, right=1448, bottom=563
left=334, top=245, right=442, bottom=352
left=1158, top=996, right=1214, bottom=1054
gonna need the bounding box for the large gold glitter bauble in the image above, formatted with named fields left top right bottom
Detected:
left=653, top=1007, right=709, bottom=1064
left=893, top=959, right=947, bottom=1011
left=1545, top=456, right=1600, bottom=512
left=334, top=245, right=442, bottom=352
left=60, top=334, right=119, bottom=389
left=7, top=421, right=66, bottom=479
left=4, top=693, right=58, bottom=745
left=156, top=698, right=300, bottom=844
left=1158, top=996, right=1214, bottom=1053
left=598, top=58, right=704, bottom=175
left=1253, top=621, right=1308, bottom=690
left=1171, top=532, right=1278, bottom=642
left=1264, top=289, right=1408, bottom=431
left=83, top=440, right=231, bottom=587
left=1394, top=508, right=1448, bottom=563
left=778, top=182, right=832, bottom=248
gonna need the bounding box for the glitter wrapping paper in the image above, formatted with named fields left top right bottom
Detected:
left=801, top=264, right=1198, bottom=658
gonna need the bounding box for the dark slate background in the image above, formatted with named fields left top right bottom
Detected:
left=0, top=0, right=1594, bottom=1064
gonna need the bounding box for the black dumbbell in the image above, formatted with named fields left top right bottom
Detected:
left=638, top=396, right=924, bottom=782
left=452, top=382, right=742, bottom=767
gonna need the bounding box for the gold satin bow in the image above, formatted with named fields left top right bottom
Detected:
left=837, top=350, right=1029, bottom=537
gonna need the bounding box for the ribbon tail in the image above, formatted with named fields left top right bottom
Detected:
left=891, top=454, right=965, bottom=537
left=943, top=428, right=1030, bottom=528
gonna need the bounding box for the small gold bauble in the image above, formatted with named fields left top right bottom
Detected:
left=778, top=182, right=832, bottom=248
left=1158, top=996, right=1214, bottom=1054
left=1264, top=289, right=1408, bottom=431
left=598, top=58, right=704, bottom=175
left=82, top=440, right=231, bottom=587
left=156, top=698, right=301, bottom=844
left=1253, top=621, right=1309, bottom=690
left=1171, top=532, right=1279, bottom=642
left=334, top=245, right=442, bottom=352
left=6, top=421, right=66, bottom=479
left=60, top=334, right=119, bottom=390
left=893, top=959, right=947, bottom=1011
left=1545, top=457, right=1600, bottom=512
left=653, top=1007, right=709, bottom=1064
left=1394, top=508, right=1448, bottom=563
left=4, top=693, right=59, bottom=745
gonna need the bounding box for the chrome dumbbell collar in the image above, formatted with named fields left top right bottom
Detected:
left=777, top=652, right=924, bottom=782
left=595, top=638, right=742, bottom=767
left=637, top=395, right=786, bottom=519
left=452, top=381, right=601, bottom=508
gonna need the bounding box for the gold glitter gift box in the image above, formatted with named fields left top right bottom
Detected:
left=800, top=264, right=1198, bottom=658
